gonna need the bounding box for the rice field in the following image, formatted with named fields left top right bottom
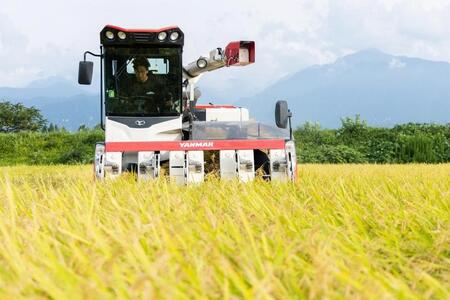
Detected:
left=0, top=164, right=448, bottom=299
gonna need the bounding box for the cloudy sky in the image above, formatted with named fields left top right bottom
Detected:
left=1, top=0, right=450, bottom=99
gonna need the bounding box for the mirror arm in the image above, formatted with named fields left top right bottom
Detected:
left=83, top=51, right=103, bottom=61
left=82, top=49, right=105, bottom=130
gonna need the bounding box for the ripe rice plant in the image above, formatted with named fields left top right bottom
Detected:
left=0, top=164, right=448, bottom=299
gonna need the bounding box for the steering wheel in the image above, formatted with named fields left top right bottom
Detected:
left=130, top=94, right=159, bottom=113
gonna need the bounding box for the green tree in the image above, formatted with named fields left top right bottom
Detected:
left=337, top=115, right=369, bottom=145
left=77, top=124, right=88, bottom=131
left=0, top=101, right=47, bottom=133
left=295, top=122, right=337, bottom=146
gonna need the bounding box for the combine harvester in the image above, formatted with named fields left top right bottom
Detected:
left=78, top=25, right=296, bottom=184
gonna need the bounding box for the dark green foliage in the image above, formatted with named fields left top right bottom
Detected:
left=295, top=116, right=450, bottom=163
left=337, top=115, right=369, bottom=146
left=397, top=133, right=447, bottom=163
left=321, top=145, right=366, bottom=163
left=46, top=123, right=60, bottom=132
left=0, top=129, right=104, bottom=165
left=0, top=101, right=47, bottom=132
left=0, top=114, right=448, bottom=165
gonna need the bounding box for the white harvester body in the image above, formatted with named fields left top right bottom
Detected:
left=80, top=25, right=296, bottom=184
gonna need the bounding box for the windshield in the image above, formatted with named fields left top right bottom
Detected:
left=104, top=47, right=182, bottom=117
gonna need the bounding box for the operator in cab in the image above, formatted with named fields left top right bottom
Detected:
left=120, top=56, right=175, bottom=113
left=124, top=57, right=155, bottom=97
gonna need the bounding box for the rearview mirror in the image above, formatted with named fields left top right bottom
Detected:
left=275, top=100, right=291, bottom=129
left=78, top=61, right=94, bottom=85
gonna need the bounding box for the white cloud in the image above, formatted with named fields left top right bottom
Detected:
left=0, top=0, right=449, bottom=101
left=325, top=0, right=450, bottom=60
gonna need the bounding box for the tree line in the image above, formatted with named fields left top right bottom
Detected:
left=1, top=101, right=449, bottom=165
left=295, top=116, right=450, bottom=163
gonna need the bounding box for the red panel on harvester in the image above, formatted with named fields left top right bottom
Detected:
left=194, top=105, right=236, bottom=109
left=105, top=139, right=285, bottom=152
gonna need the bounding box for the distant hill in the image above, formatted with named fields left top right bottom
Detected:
left=1, top=49, right=449, bottom=130
left=38, top=94, right=100, bottom=130
left=238, top=49, right=450, bottom=128
left=0, top=77, right=99, bottom=130
left=0, top=76, right=89, bottom=100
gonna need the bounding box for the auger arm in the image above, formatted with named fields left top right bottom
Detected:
left=182, top=41, right=255, bottom=106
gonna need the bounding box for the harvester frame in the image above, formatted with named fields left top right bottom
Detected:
left=79, top=25, right=296, bottom=184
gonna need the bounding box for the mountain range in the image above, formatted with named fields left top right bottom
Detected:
left=1, top=49, right=449, bottom=130
left=240, top=49, right=450, bottom=127
left=0, top=76, right=99, bottom=130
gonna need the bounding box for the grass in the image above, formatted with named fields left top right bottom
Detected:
left=0, top=164, right=448, bottom=299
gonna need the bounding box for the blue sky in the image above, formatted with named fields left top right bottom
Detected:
left=1, top=0, right=450, bottom=99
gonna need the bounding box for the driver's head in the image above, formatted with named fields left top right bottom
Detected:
left=133, top=57, right=150, bottom=83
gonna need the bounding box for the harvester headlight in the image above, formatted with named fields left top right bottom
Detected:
left=196, top=57, right=207, bottom=69
left=157, top=31, right=167, bottom=41
left=105, top=30, right=115, bottom=40
left=117, top=31, right=126, bottom=40
left=169, top=31, right=179, bottom=41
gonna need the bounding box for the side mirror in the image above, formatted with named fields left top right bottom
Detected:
left=78, top=61, right=94, bottom=85
left=275, top=100, right=291, bottom=128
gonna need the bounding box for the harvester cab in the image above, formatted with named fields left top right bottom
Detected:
left=78, top=25, right=296, bottom=184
